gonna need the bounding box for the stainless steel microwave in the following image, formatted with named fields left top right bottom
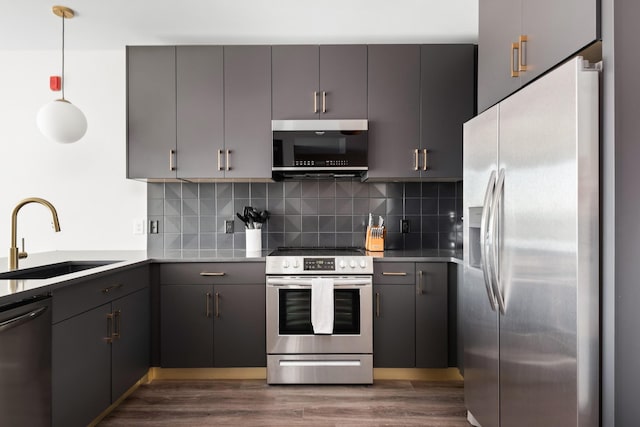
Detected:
left=272, top=119, right=368, bottom=180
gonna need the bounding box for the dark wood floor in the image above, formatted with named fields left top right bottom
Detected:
left=99, top=379, right=468, bottom=426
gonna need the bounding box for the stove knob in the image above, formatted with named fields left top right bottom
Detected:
left=360, top=259, right=367, bottom=269
left=282, top=259, right=290, bottom=269
left=339, top=260, right=346, bottom=269
left=349, top=260, right=356, bottom=268
left=292, top=259, right=300, bottom=268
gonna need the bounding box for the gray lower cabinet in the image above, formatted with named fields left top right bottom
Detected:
left=367, top=44, right=474, bottom=180
left=272, top=45, right=367, bottom=120
left=478, top=0, right=599, bottom=112
left=373, top=262, right=448, bottom=368
left=160, top=262, right=266, bottom=368
left=52, top=266, right=150, bottom=427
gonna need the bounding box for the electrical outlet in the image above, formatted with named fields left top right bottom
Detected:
left=225, top=220, right=234, bottom=234
left=133, top=219, right=145, bottom=235
left=401, top=219, right=410, bottom=234
left=149, top=220, right=159, bottom=234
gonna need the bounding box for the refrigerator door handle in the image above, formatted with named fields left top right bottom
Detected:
left=488, top=168, right=507, bottom=315
left=480, top=170, right=498, bottom=311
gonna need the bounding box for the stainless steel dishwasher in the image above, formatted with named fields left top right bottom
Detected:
left=0, top=295, right=51, bottom=426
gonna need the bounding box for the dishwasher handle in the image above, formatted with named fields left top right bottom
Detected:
left=0, top=306, right=48, bottom=333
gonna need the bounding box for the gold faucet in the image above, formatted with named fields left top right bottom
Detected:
left=9, top=197, right=61, bottom=271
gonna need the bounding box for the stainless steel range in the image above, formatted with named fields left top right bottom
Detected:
left=265, top=247, right=373, bottom=384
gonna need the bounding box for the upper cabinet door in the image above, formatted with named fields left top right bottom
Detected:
left=367, top=45, right=421, bottom=180
left=319, top=45, right=368, bottom=119
left=272, top=45, right=320, bottom=119
left=176, top=46, right=224, bottom=179
left=420, top=44, right=476, bottom=179
left=127, top=46, right=176, bottom=179
left=477, top=0, right=522, bottom=112
left=520, top=0, right=599, bottom=85
left=224, top=46, right=272, bottom=179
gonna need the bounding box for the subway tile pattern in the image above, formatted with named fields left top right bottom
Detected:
left=147, top=180, right=463, bottom=258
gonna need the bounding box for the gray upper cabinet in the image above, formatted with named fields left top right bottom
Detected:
left=224, top=46, right=272, bottom=179
left=272, top=45, right=367, bottom=120
left=478, top=0, right=599, bottom=111
left=367, top=44, right=474, bottom=180
left=127, top=46, right=176, bottom=179
left=367, top=45, right=421, bottom=180
left=420, top=44, right=475, bottom=180
left=176, top=46, right=224, bottom=179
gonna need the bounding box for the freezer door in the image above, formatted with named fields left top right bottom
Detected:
left=497, top=58, right=599, bottom=427
left=462, top=105, right=500, bottom=427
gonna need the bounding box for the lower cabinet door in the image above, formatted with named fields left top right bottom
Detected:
left=373, top=284, right=416, bottom=367
left=52, top=304, right=111, bottom=427
left=161, top=284, right=214, bottom=367
left=111, top=287, right=150, bottom=399
left=213, top=284, right=266, bottom=367
left=415, top=263, right=448, bottom=368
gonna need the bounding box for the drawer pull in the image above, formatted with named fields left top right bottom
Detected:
left=101, top=284, right=123, bottom=294
left=200, top=272, right=225, bottom=277
left=381, top=272, right=407, bottom=276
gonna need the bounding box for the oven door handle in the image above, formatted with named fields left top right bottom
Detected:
left=266, top=277, right=371, bottom=287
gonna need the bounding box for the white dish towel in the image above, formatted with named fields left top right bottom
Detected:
left=311, top=277, right=334, bottom=334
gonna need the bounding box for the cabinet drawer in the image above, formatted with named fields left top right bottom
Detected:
left=52, top=266, right=149, bottom=324
left=373, top=263, right=415, bottom=285
left=160, top=262, right=265, bottom=285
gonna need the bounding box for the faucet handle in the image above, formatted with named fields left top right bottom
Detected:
left=18, top=237, right=28, bottom=260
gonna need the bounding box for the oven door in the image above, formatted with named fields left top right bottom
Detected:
left=266, top=276, right=372, bottom=355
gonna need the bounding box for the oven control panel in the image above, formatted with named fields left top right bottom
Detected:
left=266, top=256, right=373, bottom=275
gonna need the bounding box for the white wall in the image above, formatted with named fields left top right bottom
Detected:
left=0, top=49, right=147, bottom=254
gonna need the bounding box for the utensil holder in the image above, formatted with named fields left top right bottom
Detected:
left=246, top=229, right=262, bottom=253
left=365, top=226, right=385, bottom=252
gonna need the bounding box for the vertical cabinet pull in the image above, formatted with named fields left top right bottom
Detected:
left=205, top=292, right=212, bottom=318
left=422, top=149, right=428, bottom=171
left=113, top=310, right=121, bottom=340
left=519, top=35, right=528, bottom=72
left=215, top=292, right=220, bottom=318
left=217, top=149, right=223, bottom=171
left=104, top=313, right=114, bottom=343
left=313, top=91, right=318, bottom=113
left=169, top=149, right=176, bottom=171
left=417, top=270, right=424, bottom=295
left=322, top=91, right=327, bottom=113
left=375, top=292, right=381, bottom=318
left=414, top=149, right=420, bottom=171
left=226, top=150, right=231, bottom=171
left=511, top=42, right=520, bottom=78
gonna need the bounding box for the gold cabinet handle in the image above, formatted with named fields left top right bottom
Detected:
left=511, top=42, right=520, bottom=78
left=226, top=150, right=231, bottom=171
left=206, top=292, right=212, bottom=318
left=519, top=35, right=528, bottom=72
left=414, top=149, right=420, bottom=171
left=217, top=149, right=223, bottom=171
left=104, top=313, right=114, bottom=343
left=200, top=272, right=225, bottom=277
left=169, top=149, right=176, bottom=171
left=322, top=91, right=327, bottom=113
left=215, top=292, right=220, bottom=318
left=417, top=270, right=424, bottom=295
left=113, top=310, right=121, bottom=340
left=313, top=91, right=318, bottom=113
left=422, top=149, right=428, bottom=171
left=382, top=272, right=407, bottom=276
left=375, top=291, right=380, bottom=318
left=101, top=284, right=123, bottom=294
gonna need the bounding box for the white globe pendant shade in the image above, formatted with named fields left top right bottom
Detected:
left=37, top=99, right=87, bottom=144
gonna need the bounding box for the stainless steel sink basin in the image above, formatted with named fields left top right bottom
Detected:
left=0, top=261, right=120, bottom=280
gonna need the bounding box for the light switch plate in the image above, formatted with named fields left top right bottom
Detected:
left=225, top=220, right=234, bottom=234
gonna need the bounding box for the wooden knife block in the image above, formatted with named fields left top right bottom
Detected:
left=365, top=226, right=385, bottom=252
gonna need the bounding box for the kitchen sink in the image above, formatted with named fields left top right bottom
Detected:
left=0, top=261, right=120, bottom=280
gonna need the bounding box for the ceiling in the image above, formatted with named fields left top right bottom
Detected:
left=3, top=0, right=478, bottom=50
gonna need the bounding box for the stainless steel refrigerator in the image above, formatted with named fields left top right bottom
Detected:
left=462, top=57, right=600, bottom=427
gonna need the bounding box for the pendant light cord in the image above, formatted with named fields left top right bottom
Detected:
left=61, top=13, right=65, bottom=100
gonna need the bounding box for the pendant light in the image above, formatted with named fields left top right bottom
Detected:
left=37, top=5, right=87, bottom=144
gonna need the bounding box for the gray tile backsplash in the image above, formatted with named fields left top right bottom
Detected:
left=147, top=180, right=463, bottom=257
